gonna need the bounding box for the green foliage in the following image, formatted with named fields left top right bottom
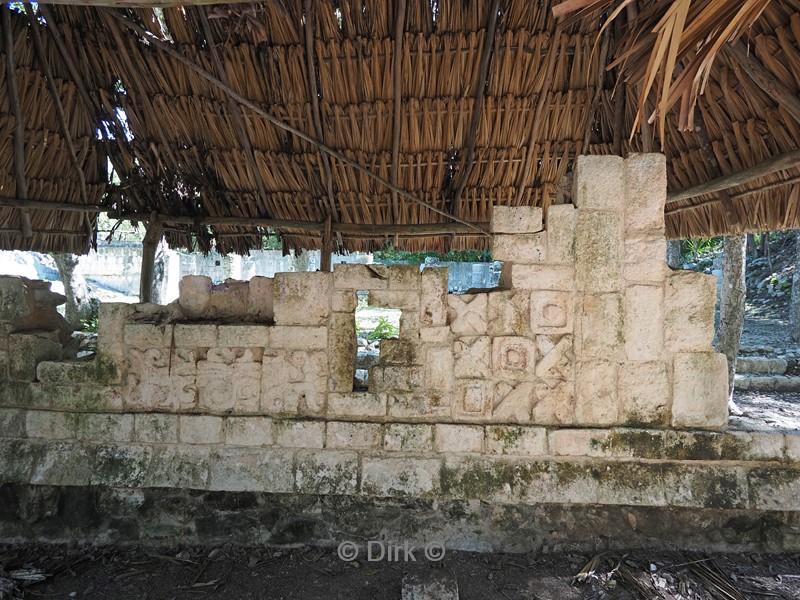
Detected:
left=80, top=299, right=101, bottom=333
left=682, top=237, right=722, bottom=262
left=374, top=244, right=491, bottom=264
left=367, top=317, right=399, bottom=340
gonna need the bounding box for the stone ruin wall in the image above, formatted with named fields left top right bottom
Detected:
left=2, top=154, right=800, bottom=551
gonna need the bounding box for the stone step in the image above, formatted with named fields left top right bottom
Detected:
left=734, top=374, right=800, bottom=392
left=735, top=356, right=789, bottom=375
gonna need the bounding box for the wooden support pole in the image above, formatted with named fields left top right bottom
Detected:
left=320, top=214, right=333, bottom=272
left=453, top=0, right=501, bottom=217
left=107, top=9, right=487, bottom=236
left=666, top=148, right=800, bottom=204
left=139, top=212, right=163, bottom=303
left=390, top=0, right=407, bottom=223
left=2, top=6, right=32, bottom=241
left=727, top=42, right=800, bottom=126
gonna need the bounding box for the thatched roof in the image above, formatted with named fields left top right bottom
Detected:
left=1, top=0, right=799, bottom=255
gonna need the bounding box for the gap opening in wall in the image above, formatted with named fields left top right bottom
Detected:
left=354, top=291, right=401, bottom=391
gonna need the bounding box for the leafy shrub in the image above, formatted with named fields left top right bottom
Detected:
left=367, top=317, right=399, bottom=340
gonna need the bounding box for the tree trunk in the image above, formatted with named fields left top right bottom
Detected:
left=666, top=240, right=682, bottom=269
left=53, top=253, right=92, bottom=327
left=790, top=232, right=800, bottom=343
left=151, top=244, right=166, bottom=305
left=717, top=234, right=746, bottom=408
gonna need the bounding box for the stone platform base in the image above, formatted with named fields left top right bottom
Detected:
left=2, top=484, right=799, bottom=554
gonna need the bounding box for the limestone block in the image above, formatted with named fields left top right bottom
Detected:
left=332, top=290, right=358, bottom=313
left=247, top=276, right=274, bottom=321
left=361, top=457, right=441, bottom=497
left=572, top=155, right=625, bottom=211
left=77, top=414, right=134, bottom=442
left=425, top=347, right=453, bottom=390
left=333, top=264, right=389, bottom=290
left=664, top=270, right=716, bottom=352
left=133, top=414, right=178, bottom=443
left=36, top=360, right=100, bottom=385
left=97, top=303, right=135, bottom=379
left=124, top=323, right=171, bottom=349
left=369, top=290, right=419, bottom=311
left=273, top=420, right=325, bottom=448
left=384, top=424, right=433, bottom=452
left=296, top=450, right=359, bottom=494
left=492, top=381, right=534, bottom=422
left=26, top=410, right=77, bottom=439
left=624, top=285, right=663, bottom=360
left=0, top=275, right=28, bottom=321
left=178, top=275, right=212, bottom=318
left=207, top=279, right=250, bottom=319
left=454, top=380, right=493, bottom=418
left=546, top=204, right=577, bottom=264
left=0, top=409, right=25, bottom=438
left=786, top=434, right=800, bottom=461
left=218, top=325, right=269, bottom=348
left=329, top=312, right=356, bottom=393
left=618, top=361, right=669, bottom=426
left=326, top=421, right=382, bottom=449
left=511, top=264, right=574, bottom=291
left=180, top=415, right=224, bottom=444
left=435, top=424, right=484, bottom=452
left=447, top=294, right=487, bottom=335
left=575, top=210, right=623, bottom=292
left=486, top=425, right=547, bottom=456
left=126, top=348, right=197, bottom=411
left=531, top=378, right=576, bottom=425
left=197, top=350, right=262, bottom=413
left=8, top=333, right=63, bottom=382
left=327, top=392, right=387, bottom=418
left=578, top=293, right=623, bottom=358
left=624, top=153, right=667, bottom=235
left=174, top=324, right=218, bottom=347
left=146, top=446, right=211, bottom=489
left=453, top=336, right=491, bottom=379
left=574, top=361, right=619, bottom=425
left=388, top=265, right=422, bottom=291
left=261, top=350, right=327, bottom=415
left=530, top=290, right=573, bottom=334
left=487, top=291, right=529, bottom=336
left=270, top=326, right=328, bottom=350
left=225, top=416, right=273, bottom=446
left=419, top=326, right=452, bottom=345
left=369, top=366, right=422, bottom=392
left=92, top=444, right=153, bottom=488
left=492, top=233, right=547, bottom=263
left=672, top=353, right=729, bottom=429
left=388, top=392, right=451, bottom=419
left=208, top=447, right=294, bottom=492
left=420, top=268, right=448, bottom=326
left=273, top=272, right=331, bottom=326
left=400, top=310, right=420, bottom=337
left=624, top=235, right=668, bottom=283
left=379, top=339, right=419, bottom=365
left=492, top=337, right=536, bottom=380
left=535, top=335, right=574, bottom=379
left=490, top=206, right=544, bottom=234
left=30, top=441, right=93, bottom=486
left=548, top=428, right=611, bottom=456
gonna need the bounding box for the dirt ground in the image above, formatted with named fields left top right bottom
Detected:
left=1, top=544, right=800, bottom=600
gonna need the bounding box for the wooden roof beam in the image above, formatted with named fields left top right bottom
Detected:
left=390, top=0, right=407, bottom=224
left=667, top=148, right=800, bottom=205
